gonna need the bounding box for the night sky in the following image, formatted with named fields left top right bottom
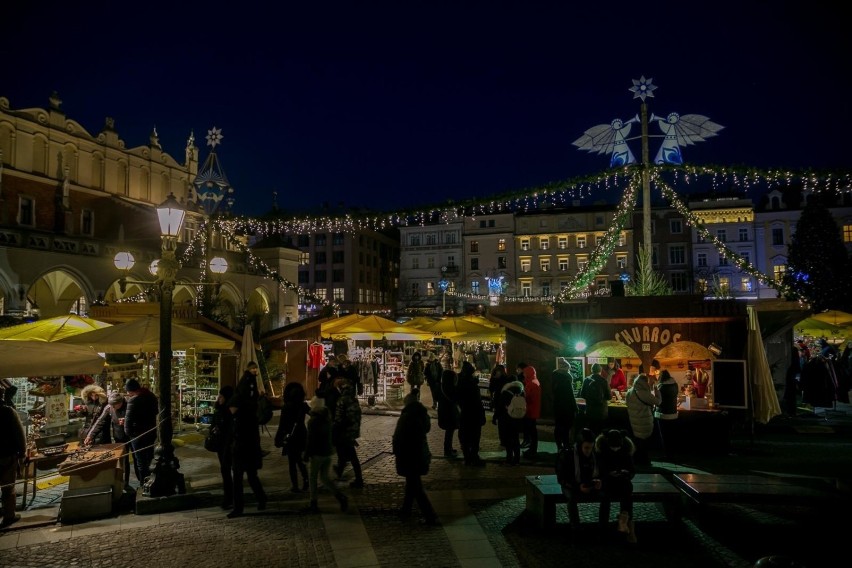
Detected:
left=3, top=1, right=850, bottom=217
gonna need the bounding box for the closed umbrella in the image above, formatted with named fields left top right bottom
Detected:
left=0, top=314, right=112, bottom=341
left=240, top=324, right=266, bottom=395
left=748, top=306, right=781, bottom=425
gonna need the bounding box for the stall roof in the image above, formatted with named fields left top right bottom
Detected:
left=261, top=314, right=326, bottom=345
left=486, top=312, right=569, bottom=349
left=755, top=307, right=812, bottom=339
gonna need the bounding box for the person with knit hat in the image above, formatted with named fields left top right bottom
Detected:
left=0, top=384, right=26, bottom=529
left=124, top=378, right=158, bottom=486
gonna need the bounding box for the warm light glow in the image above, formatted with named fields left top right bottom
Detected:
left=113, top=251, right=135, bottom=271
left=209, top=256, right=229, bottom=274
left=156, top=193, right=186, bottom=237
left=149, top=259, right=160, bottom=276
left=575, top=341, right=587, bottom=351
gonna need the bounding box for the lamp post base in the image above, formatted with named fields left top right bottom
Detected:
left=142, top=445, right=186, bottom=498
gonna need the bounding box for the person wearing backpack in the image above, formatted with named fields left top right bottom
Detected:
left=496, top=379, right=524, bottom=465
left=521, top=366, right=542, bottom=460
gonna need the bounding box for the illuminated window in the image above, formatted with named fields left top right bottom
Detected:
left=521, top=281, right=532, bottom=296
left=520, top=258, right=531, bottom=272
left=844, top=225, right=852, bottom=243
left=773, top=264, right=786, bottom=282
left=541, top=280, right=551, bottom=296
left=470, top=240, right=479, bottom=253
left=540, top=238, right=550, bottom=250
left=497, top=238, right=506, bottom=251
left=426, top=282, right=435, bottom=296
left=471, top=281, right=480, bottom=295
left=577, top=256, right=588, bottom=271
left=558, top=236, right=568, bottom=249
left=315, top=288, right=327, bottom=300
left=333, top=288, right=344, bottom=301
left=718, top=277, right=730, bottom=294
left=617, top=255, right=627, bottom=269
left=596, top=278, right=607, bottom=290
left=741, top=277, right=752, bottom=292
left=520, top=238, right=530, bottom=250
left=540, top=257, right=551, bottom=272
left=576, top=235, right=586, bottom=248
left=595, top=235, right=604, bottom=246
left=427, top=256, right=435, bottom=269
left=617, top=233, right=626, bottom=246
left=558, top=256, right=569, bottom=271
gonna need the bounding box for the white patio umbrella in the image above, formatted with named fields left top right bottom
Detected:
left=240, top=324, right=266, bottom=395
left=748, top=306, right=781, bottom=425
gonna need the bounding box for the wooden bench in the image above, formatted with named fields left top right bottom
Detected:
left=672, top=473, right=844, bottom=507
left=524, top=473, right=682, bottom=529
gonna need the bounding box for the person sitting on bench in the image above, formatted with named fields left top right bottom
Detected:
left=556, top=428, right=602, bottom=530
left=596, top=428, right=637, bottom=543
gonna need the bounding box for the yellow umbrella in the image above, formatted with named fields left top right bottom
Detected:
left=320, top=314, right=366, bottom=338
left=461, top=315, right=501, bottom=328
left=421, top=317, right=503, bottom=339
left=0, top=340, right=105, bottom=377
left=58, top=315, right=235, bottom=352
left=328, top=315, right=435, bottom=341
left=0, top=314, right=112, bottom=342
left=812, top=310, right=852, bottom=327
left=400, top=316, right=440, bottom=329
left=794, top=317, right=850, bottom=340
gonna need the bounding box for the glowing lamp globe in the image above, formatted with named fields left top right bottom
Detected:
left=156, top=193, right=186, bottom=237
left=209, top=256, right=229, bottom=275
left=149, top=260, right=160, bottom=277
left=113, top=251, right=135, bottom=271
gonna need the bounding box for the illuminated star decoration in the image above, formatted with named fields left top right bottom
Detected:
left=206, top=127, right=223, bottom=149
left=629, top=76, right=657, bottom=102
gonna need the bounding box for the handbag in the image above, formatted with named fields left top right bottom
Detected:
left=204, top=425, right=221, bottom=453
left=277, top=422, right=297, bottom=455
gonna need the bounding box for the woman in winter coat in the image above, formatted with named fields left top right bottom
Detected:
left=406, top=351, right=426, bottom=391
left=654, top=368, right=680, bottom=458
left=275, top=382, right=309, bottom=493
left=227, top=370, right=267, bottom=518
left=213, top=386, right=235, bottom=509
left=392, top=387, right=438, bottom=524
left=79, top=385, right=109, bottom=445
left=496, top=379, right=524, bottom=465
left=522, top=366, right=542, bottom=459
left=625, top=365, right=661, bottom=466
left=456, top=361, right=486, bottom=466
left=436, top=367, right=460, bottom=457
left=304, top=396, right=348, bottom=513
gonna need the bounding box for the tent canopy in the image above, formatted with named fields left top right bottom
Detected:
left=320, top=314, right=367, bottom=337
left=57, top=315, right=235, bottom=352
left=0, top=340, right=105, bottom=377
left=420, top=316, right=505, bottom=343
left=327, top=315, right=435, bottom=341
left=0, top=314, right=112, bottom=341
left=586, top=340, right=640, bottom=359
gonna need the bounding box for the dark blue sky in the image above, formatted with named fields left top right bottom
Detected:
left=3, top=1, right=849, bottom=217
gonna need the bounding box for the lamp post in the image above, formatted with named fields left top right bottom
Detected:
left=438, top=268, right=449, bottom=315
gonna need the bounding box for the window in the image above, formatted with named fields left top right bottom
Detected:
left=697, top=253, right=707, bottom=267
left=521, top=281, right=532, bottom=297
left=333, top=233, right=345, bottom=245
left=315, top=288, right=327, bottom=300
left=617, top=233, right=626, bottom=246
left=446, top=255, right=456, bottom=267
left=497, top=238, right=506, bottom=251
left=333, top=288, right=344, bottom=301
left=670, top=219, right=683, bottom=234
left=314, top=269, right=327, bottom=282
left=479, top=220, right=486, bottom=228
left=716, top=229, right=727, bottom=242
left=520, top=258, right=531, bottom=272
left=315, top=234, right=326, bottom=246
left=332, top=269, right=344, bottom=282
left=697, top=234, right=706, bottom=244
left=410, top=282, right=420, bottom=296
left=445, top=232, right=457, bottom=244
left=772, top=228, right=785, bottom=246
left=576, top=235, right=586, bottom=248
left=696, top=278, right=707, bottom=294
left=425, top=233, right=437, bottom=245
left=540, top=238, right=550, bottom=250
left=560, top=281, right=569, bottom=291
left=411, top=257, right=419, bottom=269
left=652, top=246, right=659, bottom=266
left=18, top=196, right=34, bottom=226
left=595, top=235, right=604, bottom=246
left=740, top=251, right=750, bottom=265
left=558, top=236, right=568, bottom=249
left=540, top=257, right=551, bottom=272
left=773, top=264, right=786, bottom=282
left=520, top=238, right=530, bottom=251
left=595, top=278, right=607, bottom=290
left=541, top=280, right=551, bottom=297
left=410, top=235, right=421, bottom=246
left=333, top=251, right=344, bottom=263
left=669, top=245, right=686, bottom=265
left=488, top=220, right=495, bottom=228
left=470, top=240, right=479, bottom=253
left=719, top=254, right=729, bottom=267
left=497, top=256, right=507, bottom=269
left=470, top=258, right=479, bottom=270
left=471, top=281, right=480, bottom=295
left=718, top=277, right=730, bottom=295
left=577, top=256, right=588, bottom=271
left=427, top=256, right=435, bottom=269
left=558, top=256, right=569, bottom=271
left=426, top=282, right=435, bottom=296
left=616, top=255, right=627, bottom=269
left=741, top=277, right=752, bottom=292
left=595, top=215, right=604, bottom=226
left=739, top=228, right=748, bottom=242
left=671, top=272, right=689, bottom=292
left=81, top=209, right=94, bottom=236
left=316, top=252, right=327, bottom=264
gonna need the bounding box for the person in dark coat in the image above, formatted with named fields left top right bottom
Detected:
left=227, top=364, right=267, bottom=518
left=552, top=360, right=579, bottom=450
left=596, top=428, right=637, bottom=543
left=213, top=385, right=235, bottom=509
left=124, top=378, right=158, bottom=486
left=424, top=352, right=443, bottom=410
left=304, top=396, right=348, bottom=513
left=0, top=384, right=26, bottom=529
left=496, top=379, right=524, bottom=465
left=436, top=367, right=460, bottom=457
left=457, top=361, right=486, bottom=466
left=580, top=363, right=611, bottom=436
left=79, top=384, right=109, bottom=444
left=393, top=387, right=438, bottom=524
left=86, top=391, right=132, bottom=488
left=332, top=378, right=364, bottom=488
left=275, top=382, right=309, bottom=493
left=488, top=364, right=510, bottom=421
left=556, top=427, right=602, bottom=530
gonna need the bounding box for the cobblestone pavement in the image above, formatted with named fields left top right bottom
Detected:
left=2, top=393, right=851, bottom=568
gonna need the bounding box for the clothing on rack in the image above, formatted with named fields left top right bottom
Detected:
left=308, top=343, right=325, bottom=369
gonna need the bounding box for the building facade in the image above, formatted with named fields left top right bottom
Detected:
left=397, top=219, right=463, bottom=315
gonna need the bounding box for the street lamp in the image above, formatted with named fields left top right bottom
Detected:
left=438, top=267, right=449, bottom=315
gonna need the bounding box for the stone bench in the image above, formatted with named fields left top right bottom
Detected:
left=672, top=473, right=844, bottom=507
left=524, top=473, right=682, bottom=529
